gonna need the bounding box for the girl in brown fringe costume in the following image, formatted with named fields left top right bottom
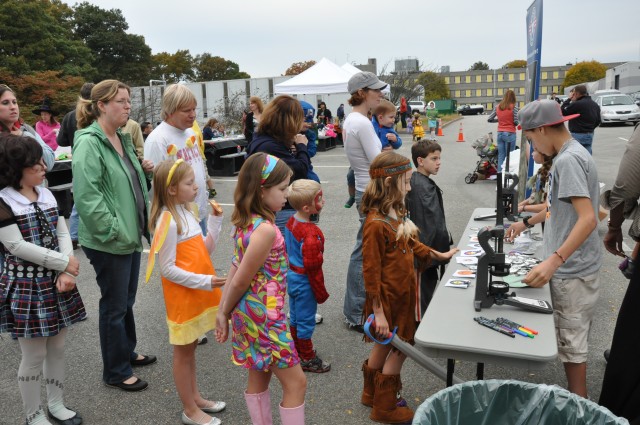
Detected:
left=359, top=151, right=458, bottom=423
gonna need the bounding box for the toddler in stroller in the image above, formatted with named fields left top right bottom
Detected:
left=465, top=132, right=498, bottom=184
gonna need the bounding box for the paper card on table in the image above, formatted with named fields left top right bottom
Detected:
left=468, top=236, right=479, bottom=243
left=456, top=256, right=478, bottom=265
left=504, top=275, right=530, bottom=288
left=460, top=249, right=483, bottom=257
left=453, top=269, right=476, bottom=278
left=445, top=279, right=471, bottom=289
left=468, top=243, right=482, bottom=250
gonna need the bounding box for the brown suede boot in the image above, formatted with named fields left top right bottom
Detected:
left=361, top=360, right=381, bottom=407
left=370, top=373, right=414, bottom=424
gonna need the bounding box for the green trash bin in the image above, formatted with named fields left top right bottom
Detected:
left=413, top=380, right=628, bottom=425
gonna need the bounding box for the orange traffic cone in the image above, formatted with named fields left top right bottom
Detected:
left=437, top=118, right=444, bottom=136
left=456, top=123, right=465, bottom=142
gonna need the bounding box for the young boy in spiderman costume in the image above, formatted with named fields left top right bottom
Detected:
left=285, top=179, right=331, bottom=373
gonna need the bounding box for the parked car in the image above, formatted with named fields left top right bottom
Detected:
left=407, top=100, right=426, bottom=114
left=457, top=104, right=485, bottom=115
left=595, top=94, right=640, bottom=125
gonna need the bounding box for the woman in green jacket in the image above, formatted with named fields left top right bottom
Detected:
left=73, top=80, right=155, bottom=392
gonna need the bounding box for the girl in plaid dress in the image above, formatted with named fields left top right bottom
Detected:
left=0, top=134, right=85, bottom=425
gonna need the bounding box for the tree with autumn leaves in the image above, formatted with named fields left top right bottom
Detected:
left=284, top=61, right=317, bottom=76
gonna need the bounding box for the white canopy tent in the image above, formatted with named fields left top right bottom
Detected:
left=274, top=58, right=353, bottom=95
left=273, top=58, right=390, bottom=119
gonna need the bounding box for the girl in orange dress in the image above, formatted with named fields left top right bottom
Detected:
left=147, top=159, right=226, bottom=425
left=360, top=151, right=457, bottom=424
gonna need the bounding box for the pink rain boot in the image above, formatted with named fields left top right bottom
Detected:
left=279, top=402, right=305, bottom=425
left=244, top=389, right=273, bottom=425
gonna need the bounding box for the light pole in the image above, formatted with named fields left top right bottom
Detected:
left=149, top=78, right=166, bottom=124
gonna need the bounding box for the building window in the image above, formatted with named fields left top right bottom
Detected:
left=497, top=88, right=504, bottom=95
left=487, top=102, right=493, bottom=110
left=487, top=88, right=493, bottom=96
left=444, top=76, right=450, bottom=84
left=465, top=89, right=471, bottom=97
left=508, top=73, right=515, bottom=81
left=519, top=73, right=525, bottom=81
left=455, top=90, right=461, bottom=98
left=519, top=101, right=525, bottom=108
left=455, top=76, right=461, bottom=84
left=465, top=76, right=471, bottom=83
left=476, top=89, right=482, bottom=96
left=519, top=87, right=525, bottom=95
left=541, top=71, right=548, bottom=79
left=498, top=74, right=504, bottom=82
left=541, top=86, right=548, bottom=94
left=487, top=74, right=493, bottom=83
left=476, top=75, right=482, bottom=83
left=553, top=71, right=559, bottom=79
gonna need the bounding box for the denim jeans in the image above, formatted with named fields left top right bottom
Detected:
left=497, top=131, right=517, bottom=172
left=69, top=204, right=79, bottom=241
left=275, top=208, right=296, bottom=237
left=571, top=132, right=594, bottom=155
left=83, top=247, right=142, bottom=384
left=343, top=190, right=365, bottom=326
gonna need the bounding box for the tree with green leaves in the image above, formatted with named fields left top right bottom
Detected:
left=416, top=71, right=449, bottom=102
left=0, top=0, right=95, bottom=77
left=284, top=61, right=316, bottom=76
left=562, top=60, right=607, bottom=89
left=194, top=53, right=250, bottom=81
left=71, top=2, right=153, bottom=86
left=503, top=60, right=527, bottom=69
left=469, top=61, right=490, bottom=71
left=151, top=50, right=196, bottom=83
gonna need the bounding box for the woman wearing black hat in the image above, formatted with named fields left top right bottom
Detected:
left=33, top=100, right=60, bottom=151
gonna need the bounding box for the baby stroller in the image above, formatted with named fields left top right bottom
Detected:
left=465, top=132, right=498, bottom=184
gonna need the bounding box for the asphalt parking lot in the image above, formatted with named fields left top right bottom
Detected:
left=1, top=115, right=636, bottom=424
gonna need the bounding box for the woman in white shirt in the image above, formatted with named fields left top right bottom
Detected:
left=342, top=72, right=388, bottom=332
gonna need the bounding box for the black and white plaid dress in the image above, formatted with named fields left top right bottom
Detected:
left=0, top=187, right=85, bottom=338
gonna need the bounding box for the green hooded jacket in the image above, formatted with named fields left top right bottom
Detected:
left=72, top=121, right=150, bottom=254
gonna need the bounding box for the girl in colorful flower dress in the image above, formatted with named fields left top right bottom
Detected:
left=147, top=159, right=226, bottom=425
left=0, top=134, right=85, bottom=425
left=215, top=153, right=307, bottom=425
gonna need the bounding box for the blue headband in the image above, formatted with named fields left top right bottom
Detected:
left=261, top=154, right=279, bottom=184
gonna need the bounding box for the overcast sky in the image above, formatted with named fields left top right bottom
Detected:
left=65, top=0, right=640, bottom=78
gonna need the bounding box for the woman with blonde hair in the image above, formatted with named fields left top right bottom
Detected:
left=487, top=89, right=519, bottom=172
left=73, top=79, right=156, bottom=392
left=243, top=96, right=264, bottom=142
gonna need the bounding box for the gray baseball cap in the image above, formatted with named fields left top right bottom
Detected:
left=517, top=99, right=580, bottom=131
left=347, top=72, right=388, bottom=94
